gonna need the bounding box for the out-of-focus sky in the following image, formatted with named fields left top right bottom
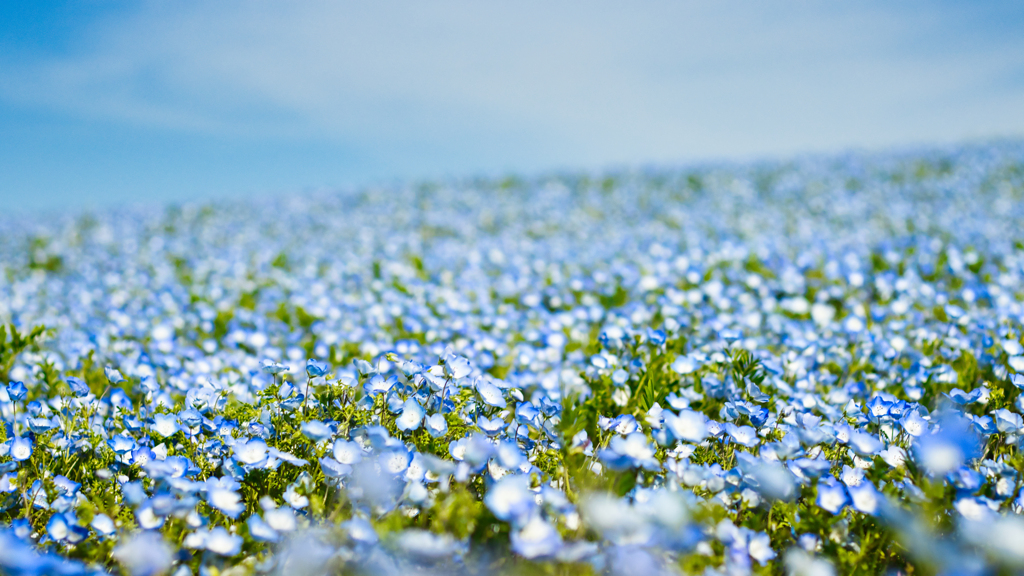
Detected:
left=2, top=1, right=1023, bottom=212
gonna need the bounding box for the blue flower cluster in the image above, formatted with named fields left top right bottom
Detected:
left=2, top=142, right=1024, bottom=575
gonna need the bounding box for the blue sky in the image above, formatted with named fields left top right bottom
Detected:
left=2, top=1, right=1023, bottom=212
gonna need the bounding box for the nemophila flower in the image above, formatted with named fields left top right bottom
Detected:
left=247, top=514, right=278, bottom=542
left=425, top=413, right=448, bottom=437
left=961, top=515, right=1024, bottom=566
left=1009, top=356, right=1024, bottom=373
left=485, top=474, right=536, bottom=525
left=283, top=484, right=309, bottom=509
left=718, top=521, right=776, bottom=566
left=178, top=408, right=202, bottom=430
left=52, top=475, right=80, bottom=497
left=151, top=413, right=179, bottom=438
left=306, top=358, right=329, bottom=378
left=319, top=456, right=351, bottom=478
left=902, top=411, right=928, bottom=436
left=261, top=359, right=289, bottom=375
left=91, top=514, right=116, bottom=538
left=46, top=512, right=70, bottom=541
left=202, top=527, right=243, bottom=556
left=816, top=478, right=849, bottom=514
left=363, top=374, right=394, bottom=397
left=65, top=376, right=90, bottom=397
left=725, top=423, right=759, bottom=447
left=748, top=532, right=777, bottom=565
left=6, top=381, right=27, bottom=401
left=380, top=448, right=413, bottom=475
left=476, top=379, right=506, bottom=408
left=848, top=431, right=883, bottom=457
left=672, top=355, right=699, bottom=375
left=750, top=461, right=798, bottom=501
left=785, top=549, right=836, bottom=576
left=27, top=417, right=56, bottom=434
left=113, top=532, right=173, bottom=576
left=6, top=143, right=1024, bottom=573
left=396, top=398, right=425, bottom=431
left=511, top=514, right=563, bottom=558
left=914, top=414, right=982, bottom=475
left=600, top=432, right=659, bottom=471
left=848, top=481, right=881, bottom=515
left=600, top=414, right=638, bottom=435
left=461, top=434, right=496, bottom=467
left=477, top=414, right=505, bottom=435
left=108, top=434, right=137, bottom=456
left=993, top=409, right=1023, bottom=433
left=396, top=529, right=462, bottom=562
left=206, top=477, right=245, bottom=518
left=342, top=517, right=378, bottom=546
left=664, top=409, right=708, bottom=443
left=879, top=445, right=907, bottom=468
left=333, top=440, right=363, bottom=465
left=268, top=447, right=308, bottom=467
left=442, top=351, right=472, bottom=379
left=11, top=436, right=32, bottom=461
left=104, top=367, right=125, bottom=384
left=264, top=506, right=297, bottom=532
left=300, top=420, right=334, bottom=441
left=951, top=467, right=984, bottom=493
left=233, top=438, right=267, bottom=466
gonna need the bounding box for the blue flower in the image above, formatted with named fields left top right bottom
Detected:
left=396, top=398, right=425, bottom=431
left=425, top=413, right=448, bottom=437
left=91, top=514, right=116, bottom=538
left=319, top=457, right=352, bottom=478
left=305, top=358, right=329, bottom=378
left=112, top=532, right=172, bottom=576
left=104, top=367, right=125, bottom=384
left=178, top=408, right=203, bottom=430
left=6, top=381, right=27, bottom=402
left=914, top=414, right=982, bottom=475
left=664, top=409, right=708, bottom=443
left=247, top=514, right=279, bottom=542
left=151, top=413, right=180, bottom=438
left=848, top=431, right=883, bottom=456
left=260, top=359, right=289, bottom=374
left=725, top=423, right=759, bottom=447
left=333, top=439, right=363, bottom=465
left=901, top=411, right=928, bottom=437
left=233, top=438, right=268, bottom=466
left=476, top=379, right=507, bottom=408
left=511, top=514, right=563, bottom=559
left=816, top=478, right=848, bottom=514
left=206, top=477, right=245, bottom=518
left=204, top=527, right=242, bottom=556
left=300, top=420, right=335, bottom=441
left=107, top=434, right=137, bottom=455
left=342, top=517, right=379, bottom=546
left=477, top=414, right=505, bottom=436
left=485, top=474, right=536, bottom=525
left=65, top=377, right=90, bottom=397
left=848, top=481, right=881, bottom=515
left=599, top=432, right=659, bottom=471
left=601, top=414, right=639, bottom=435
left=379, top=448, right=413, bottom=475
left=46, top=512, right=71, bottom=541
left=11, top=436, right=32, bottom=462
left=363, top=374, right=395, bottom=398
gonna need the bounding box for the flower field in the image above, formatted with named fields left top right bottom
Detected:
left=4, top=142, right=1024, bottom=575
